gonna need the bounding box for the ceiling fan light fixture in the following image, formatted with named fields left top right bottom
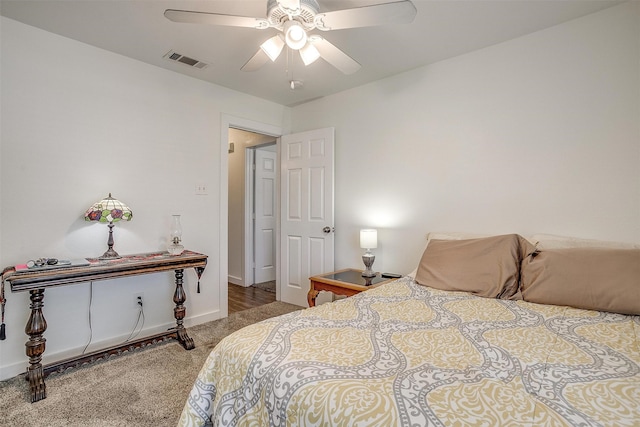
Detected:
left=283, top=20, right=307, bottom=50
left=299, top=42, right=320, bottom=65
left=167, top=0, right=412, bottom=76
left=260, top=34, right=285, bottom=61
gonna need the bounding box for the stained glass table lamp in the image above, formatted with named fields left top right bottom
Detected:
left=84, top=193, right=133, bottom=259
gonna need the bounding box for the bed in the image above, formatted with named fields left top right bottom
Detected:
left=179, top=233, right=639, bottom=426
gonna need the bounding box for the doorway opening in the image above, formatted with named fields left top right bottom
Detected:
left=228, top=128, right=278, bottom=313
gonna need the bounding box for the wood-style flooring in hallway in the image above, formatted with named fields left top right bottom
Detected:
left=228, top=282, right=276, bottom=314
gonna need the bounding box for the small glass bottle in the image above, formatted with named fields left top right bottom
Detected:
left=168, top=214, right=184, bottom=256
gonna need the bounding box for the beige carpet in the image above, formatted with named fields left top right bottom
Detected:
left=0, top=301, right=301, bottom=427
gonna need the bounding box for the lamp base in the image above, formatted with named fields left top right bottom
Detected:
left=99, top=223, right=121, bottom=259
left=362, top=253, right=376, bottom=278
left=168, top=243, right=185, bottom=256
left=99, top=248, right=121, bottom=259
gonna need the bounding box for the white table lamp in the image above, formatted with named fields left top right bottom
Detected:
left=360, top=229, right=377, bottom=278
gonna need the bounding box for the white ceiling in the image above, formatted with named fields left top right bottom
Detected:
left=0, top=0, right=623, bottom=107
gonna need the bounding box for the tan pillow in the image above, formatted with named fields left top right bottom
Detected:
left=530, top=233, right=640, bottom=250
left=415, top=234, right=535, bottom=299
left=407, top=232, right=491, bottom=278
left=520, top=248, right=640, bottom=315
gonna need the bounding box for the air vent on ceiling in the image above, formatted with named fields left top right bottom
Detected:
left=163, top=50, right=208, bottom=69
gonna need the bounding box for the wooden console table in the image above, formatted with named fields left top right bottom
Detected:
left=4, top=250, right=207, bottom=402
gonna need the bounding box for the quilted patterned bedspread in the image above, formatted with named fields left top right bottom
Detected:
left=179, top=278, right=639, bottom=426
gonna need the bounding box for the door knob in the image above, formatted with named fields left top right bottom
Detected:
left=322, top=226, right=335, bottom=234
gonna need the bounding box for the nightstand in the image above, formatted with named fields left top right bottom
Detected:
left=307, top=268, right=396, bottom=307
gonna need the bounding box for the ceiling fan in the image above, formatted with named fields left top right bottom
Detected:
left=164, top=0, right=417, bottom=75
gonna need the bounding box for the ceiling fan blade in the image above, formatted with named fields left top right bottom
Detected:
left=164, top=9, right=269, bottom=29
left=241, top=49, right=270, bottom=72
left=315, top=1, right=417, bottom=31
left=311, top=37, right=361, bottom=75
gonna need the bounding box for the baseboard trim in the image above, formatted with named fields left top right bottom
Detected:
left=0, top=310, right=223, bottom=381
left=184, top=309, right=222, bottom=328
left=228, top=275, right=244, bottom=286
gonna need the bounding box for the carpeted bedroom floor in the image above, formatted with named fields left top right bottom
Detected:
left=0, top=301, right=301, bottom=427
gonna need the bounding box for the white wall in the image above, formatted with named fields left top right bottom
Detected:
left=0, top=17, right=287, bottom=380
left=290, top=2, right=640, bottom=275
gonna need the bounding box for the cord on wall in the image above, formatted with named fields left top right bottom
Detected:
left=124, top=297, right=145, bottom=343
left=83, top=285, right=146, bottom=352
left=81, top=282, right=94, bottom=354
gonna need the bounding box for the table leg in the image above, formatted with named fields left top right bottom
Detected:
left=173, top=269, right=194, bottom=350
left=25, top=289, right=47, bottom=402
left=307, top=285, right=319, bottom=307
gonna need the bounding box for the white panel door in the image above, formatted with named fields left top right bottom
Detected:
left=280, top=128, right=335, bottom=306
left=254, top=148, right=277, bottom=284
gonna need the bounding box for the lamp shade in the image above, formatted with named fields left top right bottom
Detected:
left=300, top=42, right=320, bottom=65
left=84, top=193, right=132, bottom=223
left=260, top=34, right=285, bottom=62
left=360, top=229, right=377, bottom=250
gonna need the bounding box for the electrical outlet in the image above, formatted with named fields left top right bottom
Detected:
left=134, top=293, right=144, bottom=308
